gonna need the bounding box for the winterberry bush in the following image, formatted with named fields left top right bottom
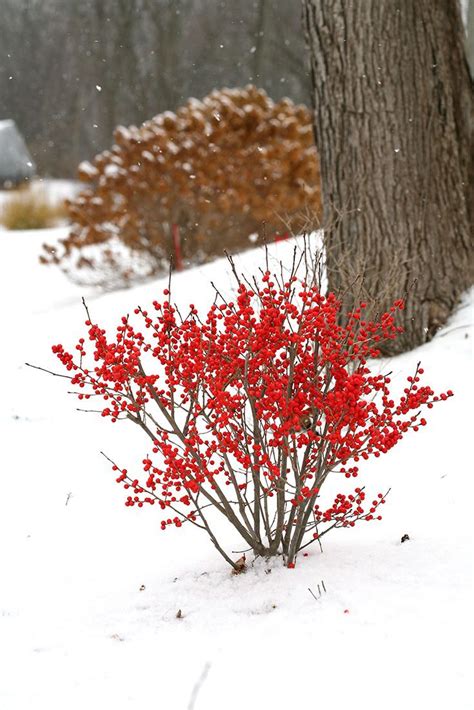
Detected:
left=51, top=251, right=451, bottom=570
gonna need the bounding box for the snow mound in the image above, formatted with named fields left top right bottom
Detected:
left=0, top=226, right=472, bottom=710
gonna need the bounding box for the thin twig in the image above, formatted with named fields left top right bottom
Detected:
left=437, top=323, right=472, bottom=338
left=25, top=362, right=72, bottom=380
left=81, top=296, right=92, bottom=322
left=188, top=662, right=211, bottom=710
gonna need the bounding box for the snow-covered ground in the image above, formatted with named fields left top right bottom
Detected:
left=0, top=223, right=472, bottom=710
left=0, top=178, right=80, bottom=208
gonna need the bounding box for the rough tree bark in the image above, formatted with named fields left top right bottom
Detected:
left=303, top=0, right=473, bottom=353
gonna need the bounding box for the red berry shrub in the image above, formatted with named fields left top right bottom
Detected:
left=52, top=258, right=452, bottom=569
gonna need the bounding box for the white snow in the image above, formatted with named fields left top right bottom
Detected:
left=104, top=163, right=123, bottom=177
left=78, top=160, right=99, bottom=178
left=0, top=225, right=472, bottom=709
left=0, top=179, right=80, bottom=208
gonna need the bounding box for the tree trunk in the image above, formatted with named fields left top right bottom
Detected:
left=303, top=0, right=473, bottom=354
left=467, top=0, right=474, bottom=80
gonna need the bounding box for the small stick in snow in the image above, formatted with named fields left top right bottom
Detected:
left=438, top=323, right=472, bottom=338
left=65, top=492, right=72, bottom=506
left=188, top=662, right=211, bottom=710
left=308, top=581, right=327, bottom=602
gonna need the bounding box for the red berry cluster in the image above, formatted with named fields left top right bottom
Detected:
left=52, top=272, right=452, bottom=564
